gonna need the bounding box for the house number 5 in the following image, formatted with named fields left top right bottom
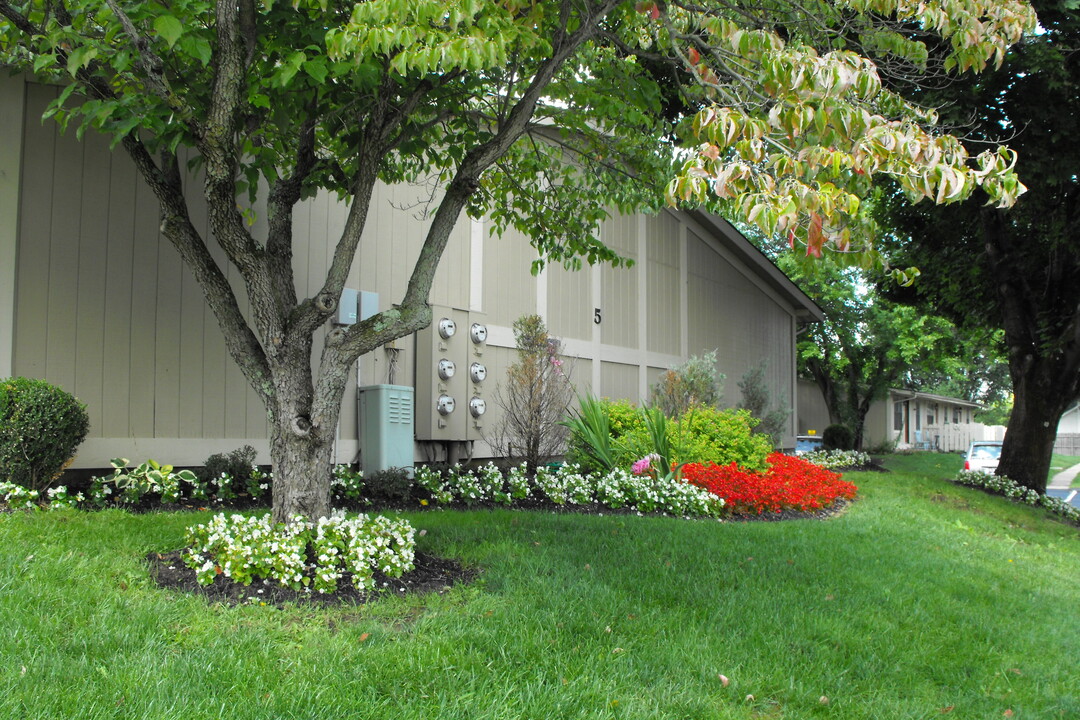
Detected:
left=593, top=308, right=602, bottom=324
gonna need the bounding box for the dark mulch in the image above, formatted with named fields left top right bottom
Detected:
left=147, top=550, right=478, bottom=608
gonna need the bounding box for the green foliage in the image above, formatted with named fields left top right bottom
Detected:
left=363, top=467, right=414, bottom=504
left=670, top=406, right=773, bottom=472
left=570, top=398, right=771, bottom=472
left=91, top=458, right=199, bottom=505
left=0, top=377, right=89, bottom=491
left=823, top=424, right=856, bottom=451
left=650, top=350, right=723, bottom=417
left=198, top=445, right=258, bottom=494
left=561, top=395, right=618, bottom=474
left=737, top=361, right=791, bottom=447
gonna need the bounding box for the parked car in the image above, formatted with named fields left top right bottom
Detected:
left=794, top=435, right=824, bottom=456
left=964, top=441, right=1003, bottom=472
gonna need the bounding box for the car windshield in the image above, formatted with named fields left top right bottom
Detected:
left=970, top=445, right=1002, bottom=459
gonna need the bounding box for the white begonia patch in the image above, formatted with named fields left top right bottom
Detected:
left=183, top=512, right=416, bottom=594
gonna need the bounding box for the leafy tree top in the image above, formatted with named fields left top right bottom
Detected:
left=1, top=0, right=1035, bottom=273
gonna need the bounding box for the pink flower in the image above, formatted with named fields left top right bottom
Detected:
left=632, top=454, right=659, bottom=476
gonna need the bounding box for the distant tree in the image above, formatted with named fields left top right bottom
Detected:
left=737, top=362, right=790, bottom=447
left=879, top=0, right=1080, bottom=493
left=780, top=258, right=959, bottom=449
left=0, top=0, right=1034, bottom=520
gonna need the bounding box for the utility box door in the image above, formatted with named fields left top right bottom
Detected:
left=358, top=384, right=415, bottom=474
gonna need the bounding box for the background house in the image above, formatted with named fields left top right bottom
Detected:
left=798, top=380, right=1003, bottom=452
left=1056, top=402, right=1080, bottom=454
left=1, top=75, right=822, bottom=470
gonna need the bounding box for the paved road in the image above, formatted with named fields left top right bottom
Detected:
left=1047, top=488, right=1080, bottom=509
left=1048, top=462, right=1080, bottom=508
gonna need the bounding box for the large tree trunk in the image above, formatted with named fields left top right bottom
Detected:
left=982, top=207, right=1080, bottom=494
left=270, top=424, right=334, bottom=524
left=997, top=369, right=1065, bottom=495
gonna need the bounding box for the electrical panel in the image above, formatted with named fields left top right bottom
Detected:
left=358, top=384, right=415, bottom=474
left=415, top=306, right=488, bottom=441
left=335, top=288, right=359, bottom=325
left=334, top=289, right=379, bottom=325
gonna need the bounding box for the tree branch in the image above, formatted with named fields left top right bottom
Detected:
left=121, top=135, right=274, bottom=409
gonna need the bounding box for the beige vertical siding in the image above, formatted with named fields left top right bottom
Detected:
left=10, top=78, right=813, bottom=466
left=600, top=361, right=640, bottom=402
left=646, top=213, right=681, bottom=354
left=599, top=215, right=638, bottom=349
left=796, top=379, right=831, bottom=435
left=0, top=76, right=24, bottom=378
left=482, top=226, right=536, bottom=326
left=545, top=263, right=592, bottom=342
left=686, top=229, right=794, bottom=414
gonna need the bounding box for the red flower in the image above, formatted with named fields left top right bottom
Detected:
left=681, top=453, right=857, bottom=515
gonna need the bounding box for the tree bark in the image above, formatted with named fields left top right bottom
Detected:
left=983, top=206, right=1080, bottom=493
left=996, top=364, right=1064, bottom=495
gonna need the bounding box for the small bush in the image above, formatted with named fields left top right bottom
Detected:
left=0, top=377, right=90, bottom=490
left=567, top=398, right=772, bottom=473
left=822, top=424, right=855, bottom=451
left=670, top=406, right=773, bottom=471
left=364, top=467, right=413, bottom=503
left=650, top=350, right=724, bottom=418
left=198, top=445, right=258, bottom=498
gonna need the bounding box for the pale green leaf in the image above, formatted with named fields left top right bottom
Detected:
left=153, top=15, right=184, bottom=49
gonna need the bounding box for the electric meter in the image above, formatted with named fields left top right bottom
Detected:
left=470, top=323, right=488, bottom=344
left=470, top=362, right=487, bottom=383
left=438, top=317, right=457, bottom=339
left=436, top=395, right=456, bottom=415
left=437, top=358, right=456, bottom=380
left=469, top=397, right=487, bottom=418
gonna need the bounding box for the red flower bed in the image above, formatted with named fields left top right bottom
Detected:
left=681, top=453, right=857, bottom=515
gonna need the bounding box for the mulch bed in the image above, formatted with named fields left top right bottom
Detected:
left=146, top=550, right=478, bottom=608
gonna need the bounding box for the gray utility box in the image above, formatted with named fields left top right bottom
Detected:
left=358, top=384, right=415, bottom=475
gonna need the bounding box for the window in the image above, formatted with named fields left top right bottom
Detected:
left=894, top=402, right=904, bottom=431
left=928, top=403, right=937, bottom=426
left=953, top=407, right=961, bottom=424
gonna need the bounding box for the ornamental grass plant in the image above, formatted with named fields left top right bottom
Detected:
left=1, top=453, right=1077, bottom=719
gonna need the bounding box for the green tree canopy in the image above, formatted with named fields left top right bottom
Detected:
left=0, top=0, right=1038, bottom=519
left=878, top=0, right=1080, bottom=493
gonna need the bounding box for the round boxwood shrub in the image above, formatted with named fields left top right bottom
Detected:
left=822, top=423, right=855, bottom=451
left=0, top=377, right=89, bottom=490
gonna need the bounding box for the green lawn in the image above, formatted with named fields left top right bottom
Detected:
left=1, top=454, right=1078, bottom=719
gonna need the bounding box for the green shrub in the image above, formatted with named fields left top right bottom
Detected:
left=670, top=406, right=772, bottom=471
left=0, top=377, right=89, bottom=490
left=364, top=467, right=414, bottom=503
left=572, top=401, right=772, bottom=473
left=822, top=424, right=855, bottom=451
left=198, top=445, right=258, bottom=498
left=650, top=350, right=724, bottom=417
